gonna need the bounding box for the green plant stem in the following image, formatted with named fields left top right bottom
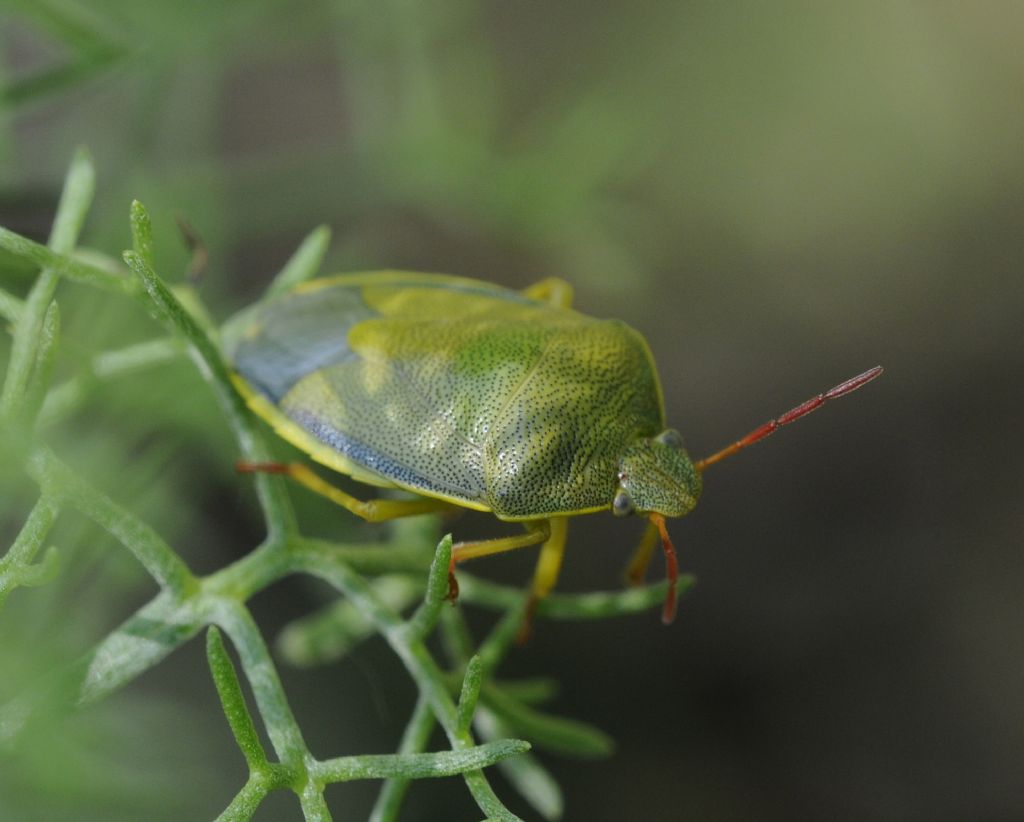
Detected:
left=404, top=534, right=452, bottom=641
left=1, top=148, right=93, bottom=418
left=0, top=286, right=24, bottom=322
left=474, top=708, right=564, bottom=822
left=369, top=696, right=436, bottom=822
left=20, top=301, right=60, bottom=423
left=290, top=545, right=525, bottom=822
left=25, top=445, right=195, bottom=596
left=277, top=575, right=422, bottom=667
left=208, top=598, right=309, bottom=770
left=0, top=227, right=133, bottom=295
left=206, top=627, right=268, bottom=771
left=457, top=572, right=696, bottom=619
left=457, top=655, right=484, bottom=735
left=481, top=685, right=613, bottom=758
left=0, top=494, right=60, bottom=608
left=216, top=774, right=269, bottom=822
left=122, top=216, right=295, bottom=537
left=315, top=739, right=530, bottom=783
left=40, top=336, right=182, bottom=426
left=266, top=224, right=331, bottom=297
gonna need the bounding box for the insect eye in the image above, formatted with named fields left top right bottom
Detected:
left=656, top=429, right=684, bottom=450
left=612, top=490, right=634, bottom=517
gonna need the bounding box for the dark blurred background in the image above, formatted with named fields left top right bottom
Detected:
left=1, top=2, right=1022, bottom=821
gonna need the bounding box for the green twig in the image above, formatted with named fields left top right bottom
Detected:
left=290, top=544, right=525, bottom=822
left=404, top=533, right=453, bottom=641
left=123, top=202, right=295, bottom=537
left=457, top=572, right=696, bottom=619
left=369, top=697, right=436, bottom=822
left=0, top=286, right=24, bottom=322
left=474, top=708, right=564, bottom=822
left=39, top=336, right=182, bottom=426
left=458, top=656, right=484, bottom=735
left=277, top=575, right=422, bottom=667
left=209, top=599, right=309, bottom=770
left=206, top=627, right=269, bottom=771
left=25, top=446, right=195, bottom=596
left=216, top=774, right=270, bottom=822
left=481, top=685, right=613, bottom=759
left=0, top=495, right=61, bottom=608
left=0, top=226, right=133, bottom=294
left=314, top=739, right=530, bottom=783
left=266, top=224, right=332, bottom=297
left=1, top=148, right=93, bottom=419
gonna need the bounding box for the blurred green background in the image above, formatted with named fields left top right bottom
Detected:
left=2, top=1, right=1022, bottom=820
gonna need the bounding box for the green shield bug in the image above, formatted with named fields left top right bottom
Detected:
left=223, top=271, right=881, bottom=630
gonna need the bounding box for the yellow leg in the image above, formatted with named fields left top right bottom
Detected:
left=447, top=520, right=551, bottom=600
left=530, top=516, right=569, bottom=600
left=516, top=517, right=570, bottom=644
left=237, top=461, right=454, bottom=522
left=623, top=520, right=659, bottom=586
left=522, top=277, right=573, bottom=309
left=450, top=520, right=551, bottom=564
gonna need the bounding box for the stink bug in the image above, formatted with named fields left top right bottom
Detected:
left=223, top=272, right=881, bottom=628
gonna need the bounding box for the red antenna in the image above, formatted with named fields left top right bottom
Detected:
left=694, top=365, right=883, bottom=472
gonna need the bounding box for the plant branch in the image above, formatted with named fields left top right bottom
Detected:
left=1, top=148, right=93, bottom=419
left=123, top=201, right=295, bottom=537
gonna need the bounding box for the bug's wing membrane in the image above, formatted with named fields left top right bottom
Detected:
left=278, top=311, right=557, bottom=508
left=224, top=285, right=373, bottom=404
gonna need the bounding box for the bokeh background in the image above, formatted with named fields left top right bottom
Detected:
left=2, top=2, right=1022, bottom=820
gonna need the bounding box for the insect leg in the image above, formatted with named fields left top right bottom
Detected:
left=649, top=513, right=680, bottom=625
left=517, top=517, right=570, bottom=644
left=522, top=277, right=573, bottom=309
left=446, top=519, right=552, bottom=600
left=236, top=461, right=454, bottom=522
left=623, top=519, right=660, bottom=587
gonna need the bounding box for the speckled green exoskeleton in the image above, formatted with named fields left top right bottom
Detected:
left=223, top=271, right=881, bottom=628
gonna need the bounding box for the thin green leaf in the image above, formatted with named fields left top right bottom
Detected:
left=206, top=627, right=268, bottom=771
left=457, top=656, right=484, bottom=735
left=0, top=495, right=60, bottom=608
left=215, top=774, right=268, bottom=822
left=39, top=337, right=182, bottom=426
left=458, top=573, right=696, bottom=620
left=1, top=148, right=93, bottom=418
left=130, top=197, right=155, bottom=267
left=8, top=545, right=61, bottom=588
left=0, top=590, right=204, bottom=747
left=316, top=738, right=530, bottom=783
left=482, top=685, right=614, bottom=759
left=48, top=146, right=95, bottom=252
left=21, top=301, right=60, bottom=423
left=211, top=600, right=308, bottom=769
left=266, top=224, right=331, bottom=297
left=123, top=208, right=295, bottom=536
left=475, top=707, right=564, bottom=821
left=476, top=596, right=530, bottom=678
left=2, top=0, right=128, bottom=108
left=0, top=226, right=135, bottom=294
left=405, top=533, right=453, bottom=641
left=369, top=697, right=435, bottom=822
left=0, top=286, right=24, bottom=322
left=277, top=576, right=421, bottom=667
left=25, top=446, right=195, bottom=596
left=291, top=545, right=524, bottom=821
